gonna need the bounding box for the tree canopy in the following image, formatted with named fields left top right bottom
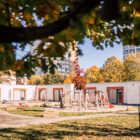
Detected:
left=28, top=72, right=66, bottom=85
left=123, top=53, right=140, bottom=81
left=0, top=70, right=16, bottom=84
left=63, top=76, right=73, bottom=84
left=0, top=0, right=140, bottom=76
left=85, top=66, right=104, bottom=83
left=71, top=58, right=86, bottom=90
left=102, top=56, right=124, bottom=82
left=85, top=54, right=140, bottom=83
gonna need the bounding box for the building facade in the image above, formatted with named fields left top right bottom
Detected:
left=123, top=45, right=140, bottom=61
left=0, top=81, right=140, bottom=105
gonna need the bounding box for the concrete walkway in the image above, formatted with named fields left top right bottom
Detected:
left=0, top=109, right=138, bottom=129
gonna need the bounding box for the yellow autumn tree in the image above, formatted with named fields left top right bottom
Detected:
left=28, top=75, right=44, bottom=85
left=123, top=53, right=140, bottom=81
left=43, top=72, right=66, bottom=85
left=63, top=76, right=73, bottom=84
left=0, top=70, right=16, bottom=84
left=85, top=66, right=104, bottom=83
left=102, top=56, right=124, bottom=82
left=136, top=53, right=140, bottom=80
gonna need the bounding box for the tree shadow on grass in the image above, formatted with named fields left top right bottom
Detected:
left=0, top=123, right=139, bottom=139
left=23, top=110, right=44, bottom=112
left=58, top=123, right=140, bottom=137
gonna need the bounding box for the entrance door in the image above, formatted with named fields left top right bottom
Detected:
left=14, top=90, right=25, bottom=101
left=53, top=89, right=63, bottom=102
left=39, top=90, right=46, bottom=101
left=117, top=89, right=123, bottom=104
left=86, top=89, right=96, bottom=102
left=107, top=87, right=124, bottom=104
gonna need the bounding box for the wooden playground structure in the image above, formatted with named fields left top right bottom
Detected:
left=60, top=90, right=114, bottom=111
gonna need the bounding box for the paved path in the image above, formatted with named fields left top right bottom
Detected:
left=0, top=110, right=138, bottom=129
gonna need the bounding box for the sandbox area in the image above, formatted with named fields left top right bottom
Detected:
left=44, top=105, right=136, bottom=113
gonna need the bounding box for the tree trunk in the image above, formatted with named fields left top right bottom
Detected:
left=60, top=93, right=64, bottom=108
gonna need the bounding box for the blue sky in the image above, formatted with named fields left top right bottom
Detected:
left=16, top=38, right=123, bottom=73
left=78, top=38, right=123, bottom=71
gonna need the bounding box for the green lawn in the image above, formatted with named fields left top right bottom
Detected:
left=0, top=115, right=139, bottom=140
left=8, top=108, right=103, bottom=117
left=2, top=106, right=133, bottom=117
left=8, top=106, right=46, bottom=117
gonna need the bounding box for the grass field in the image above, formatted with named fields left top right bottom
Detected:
left=0, top=114, right=139, bottom=140
left=1, top=106, right=134, bottom=117
left=8, top=106, right=45, bottom=117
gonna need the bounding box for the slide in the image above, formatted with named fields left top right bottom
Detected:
left=101, top=96, right=114, bottom=108
left=104, top=98, right=114, bottom=108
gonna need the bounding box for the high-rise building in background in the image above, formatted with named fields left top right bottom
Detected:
left=123, top=45, right=140, bottom=61
left=30, top=41, right=77, bottom=75
left=69, top=41, right=77, bottom=74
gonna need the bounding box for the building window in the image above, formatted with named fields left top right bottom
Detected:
left=136, top=48, right=140, bottom=52
left=53, top=88, right=63, bottom=102
left=129, top=46, right=135, bottom=49
left=123, top=46, right=128, bottom=49
left=123, top=50, right=128, bottom=55
left=65, top=65, right=69, bottom=68
left=13, top=89, right=26, bottom=101
left=38, top=89, right=46, bottom=101
left=123, top=55, right=128, bottom=60
left=130, top=49, right=135, bottom=53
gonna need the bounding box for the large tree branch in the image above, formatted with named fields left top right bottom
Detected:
left=5, top=2, right=11, bottom=27
left=0, top=0, right=100, bottom=43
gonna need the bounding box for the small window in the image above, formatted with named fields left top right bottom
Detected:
left=136, top=48, right=140, bottom=52
left=123, top=55, right=128, bottom=60
left=20, top=91, right=25, bottom=100
left=130, top=49, right=135, bottom=53
left=14, top=90, right=25, bottom=101
left=53, top=89, right=63, bottom=102
left=123, top=46, right=128, bottom=49
left=123, top=50, right=128, bottom=55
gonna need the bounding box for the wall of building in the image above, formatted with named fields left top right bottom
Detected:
left=86, top=82, right=127, bottom=103
left=36, top=84, right=74, bottom=101
left=0, top=85, right=36, bottom=101
left=86, top=81, right=140, bottom=105
left=0, top=82, right=139, bottom=105
left=0, top=84, right=74, bottom=102
left=125, top=82, right=140, bottom=104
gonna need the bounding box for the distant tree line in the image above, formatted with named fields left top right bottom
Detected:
left=1, top=53, right=139, bottom=85
left=28, top=72, right=67, bottom=85
left=85, top=53, right=140, bottom=83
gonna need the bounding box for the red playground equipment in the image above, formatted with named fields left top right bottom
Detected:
left=84, top=90, right=114, bottom=109
left=60, top=90, right=114, bottom=111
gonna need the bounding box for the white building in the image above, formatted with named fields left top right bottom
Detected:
left=85, top=81, right=140, bottom=105
left=0, top=81, right=140, bottom=105
left=123, top=45, right=140, bottom=61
